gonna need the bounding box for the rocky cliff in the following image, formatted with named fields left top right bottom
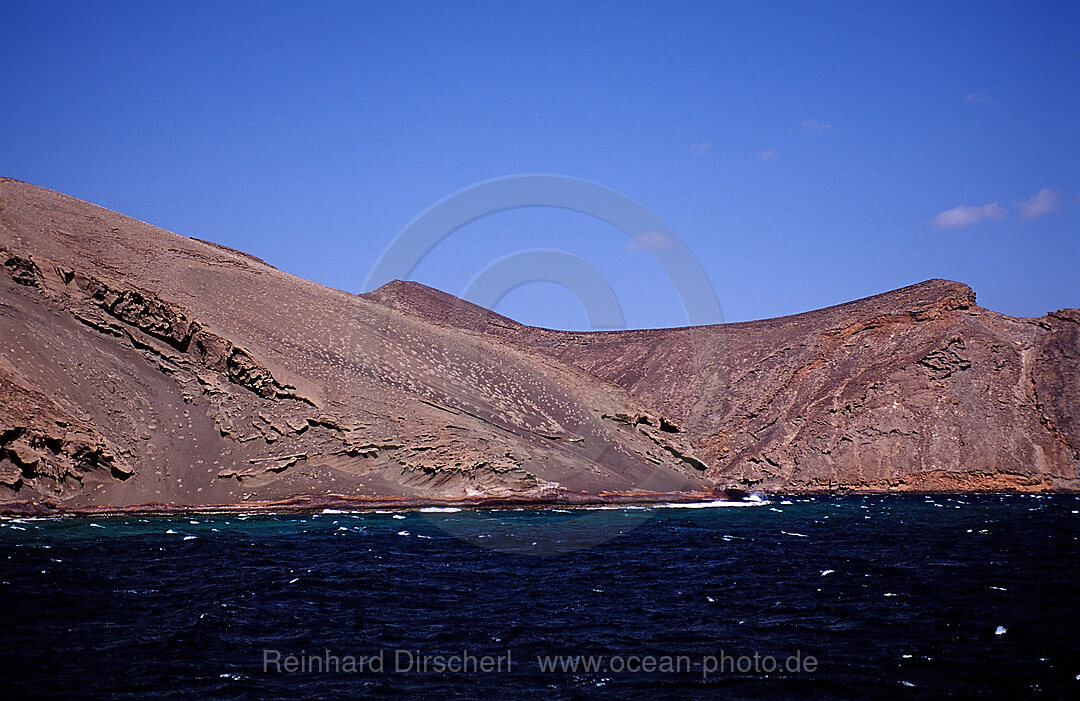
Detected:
left=0, top=179, right=1076, bottom=513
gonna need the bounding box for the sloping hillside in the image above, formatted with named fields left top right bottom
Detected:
left=1, top=178, right=1076, bottom=513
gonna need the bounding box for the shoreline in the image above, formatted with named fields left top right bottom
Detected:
left=1, top=486, right=1073, bottom=518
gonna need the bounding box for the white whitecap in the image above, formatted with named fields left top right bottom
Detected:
left=995, top=626, right=1007, bottom=635
left=419, top=507, right=462, bottom=513
left=165, top=529, right=177, bottom=534
left=397, top=530, right=410, bottom=536
left=658, top=499, right=770, bottom=509
left=89, top=523, right=105, bottom=529
left=393, top=514, right=406, bottom=520
left=183, top=535, right=196, bottom=541
left=582, top=505, right=649, bottom=510
left=781, top=531, right=809, bottom=538
left=820, top=569, right=835, bottom=576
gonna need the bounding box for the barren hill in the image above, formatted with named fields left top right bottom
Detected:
left=1, top=178, right=1076, bottom=513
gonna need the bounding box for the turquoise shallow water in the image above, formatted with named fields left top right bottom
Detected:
left=3, top=494, right=1079, bottom=699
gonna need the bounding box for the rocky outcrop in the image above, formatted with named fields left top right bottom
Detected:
left=2, top=250, right=43, bottom=288
left=479, top=280, right=1079, bottom=493
left=0, top=375, right=133, bottom=499
left=1032, top=309, right=1080, bottom=460
left=82, top=275, right=308, bottom=402
left=0, top=177, right=1076, bottom=513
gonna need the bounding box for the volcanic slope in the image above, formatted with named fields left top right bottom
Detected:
left=366, top=268, right=1080, bottom=493
left=0, top=178, right=710, bottom=512
left=1, top=178, right=1077, bottom=513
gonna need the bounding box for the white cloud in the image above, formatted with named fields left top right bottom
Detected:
left=796, top=118, right=832, bottom=133
left=932, top=202, right=1008, bottom=228
left=1015, top=188, right=1061, bottom=219
left=691, top=141, right=711, bottom=155
left=756, top=148, right=780, bottom=161
left=626, top=231, right=674, bottom=252
left=964, top=92, right=992, bottom=104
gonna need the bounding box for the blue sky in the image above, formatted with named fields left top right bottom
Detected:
left=2, top=1, right=1077, bottom=329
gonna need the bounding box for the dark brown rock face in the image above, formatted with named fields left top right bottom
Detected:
left=362, top=278, right=1080, bottom=492
left=0, top=178, right=1076, bottom=512
left=520, top=285, right=1079, bottom=491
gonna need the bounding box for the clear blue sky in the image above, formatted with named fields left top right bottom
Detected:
left=2, top=1, right=1077, bottom=329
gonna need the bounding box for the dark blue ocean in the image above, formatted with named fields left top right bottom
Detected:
left=3, top=494, right=1079, bottom=699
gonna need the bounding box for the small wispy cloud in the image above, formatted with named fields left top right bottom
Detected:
left=756, top=148, right=780, bottom=161
left=796, top=118, right=832, bottom=134
left=932, top=202, right=1008, bottom=228
left=1015, top=188, right=1061, bottom=219
left=964, top=92, right=992, bottom=104
left=626, top=231, right=674, bottom=252
left=691, top=141, right=712, bottom=155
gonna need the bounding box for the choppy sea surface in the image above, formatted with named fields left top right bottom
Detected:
left=3, top=494, right=1079, bottom=699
